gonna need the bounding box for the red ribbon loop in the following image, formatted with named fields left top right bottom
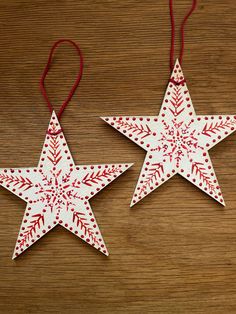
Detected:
left=169, top=0, right=197, bottom=70
left=40, top=39, right=83, bottom=120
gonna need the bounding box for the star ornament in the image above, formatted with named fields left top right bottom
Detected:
left=0, top=112, right=132, bottom=258
left=102, top=59, right=236, bottom=207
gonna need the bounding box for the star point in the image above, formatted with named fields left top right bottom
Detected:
left=102, top=60, right=236, bottom=206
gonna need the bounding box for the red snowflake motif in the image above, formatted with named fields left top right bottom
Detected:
left=153, top=119, right=203, bottom=167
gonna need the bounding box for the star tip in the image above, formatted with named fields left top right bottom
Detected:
left=174, top=58, right=180, bottom=65
left=12, top=253, right=17, bottom=260
left=130, top=200, right=136, bottom=208
left=101, top=249, right=109, bottom=257
left=51, top=111, right=59, bottom=120
left=217, top=197, right=225, bottom=207
left=100, top=116, right=109, bottom=122
left=126, top=163, right=134, bottom=169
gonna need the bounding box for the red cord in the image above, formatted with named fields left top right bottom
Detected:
left=169, top=0, right=197, bottom=70
left=40, top=39, right=83, bottom=120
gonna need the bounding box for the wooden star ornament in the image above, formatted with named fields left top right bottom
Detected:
left=102, top=59, right=236, bottom=207
left=0, top=112, right=132, bottom=258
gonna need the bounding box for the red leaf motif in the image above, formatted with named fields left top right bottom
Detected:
left=19, top=214, right=45, bottom=248
left=0, top=174, right=34, bottom=191
left=202, top=119, right=236, bottom=137
left=116, top=120, right=153, bottom=139
left=168, top=85, right=185, bottom=117
left=82, top=167, right=120, bottom=187
left=191, top=162, right=216, bottom=192
left=73, top=212, right=99, bottom=245
left=139, top=163, right=164, bottom=195
left=46, top=129, right=63, bottom=165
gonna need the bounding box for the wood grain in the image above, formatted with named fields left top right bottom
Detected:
left=0, top=0, right=236, bottom=313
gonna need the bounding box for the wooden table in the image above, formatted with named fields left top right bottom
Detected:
left=0, top=0, right=236, bottom=313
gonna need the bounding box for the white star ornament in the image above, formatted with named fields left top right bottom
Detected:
left=102, top=59, right=236, bottom=207
left=0, top=112, right=132, bottom=258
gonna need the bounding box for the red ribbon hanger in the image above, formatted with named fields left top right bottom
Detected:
left=40, top=39, right=84, bottom=120
left=169, top=0, right=197, bottom=70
